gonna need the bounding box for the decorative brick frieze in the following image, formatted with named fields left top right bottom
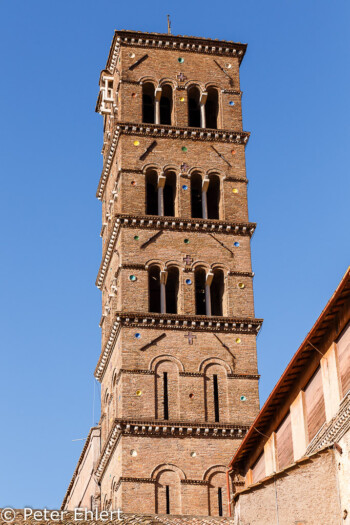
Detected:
left=96, top=215, right=256, bottom=289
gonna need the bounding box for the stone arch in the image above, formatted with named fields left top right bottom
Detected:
left=202, top=464, right=227, bottom=481
left=145, top=259, right=165, bottom=270
left=159, top=78, right=177, bottom=89
left=184, top=80, right=205, bottom=92
left=139, top=76, right=157, bottom=85
left=188, top=166, right=204, bottom=176
left=165, top=260, right=181, bottom=270
left=142, top=163, right=161, bottom=175
left=206, top=168, right=225, bottom=178
left=149, top=354, right=185, bottom=372
left=199, top=357, right=233, bottom=375
left=191, top=260, right=210, bottom=272
left=151, top=463, right=186, bottom=481
left=163, top=163, right=178, bottom=174
left=204, top=82, right=221, bottom=91
left=210, top=263, right=230, bottom=275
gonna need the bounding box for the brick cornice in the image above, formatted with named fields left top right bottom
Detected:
left=96, top=124, right=250, bottom=200
left=96, top=418, right=249, bottom=481
left=114, top=477, right=156, bottom=493
left=228, top=373, right=260, bottom=380
left=181, top=479, right=209, bottom=485
left=114, top=368, right=156, bottom=386
left=96, top=214, right=256, bottom=289
left=105, top=30, right=247, bottom=75
left=94, top=312, right=262, bottom=381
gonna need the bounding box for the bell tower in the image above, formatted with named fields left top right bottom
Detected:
left=91, top=30, right=262, bottom=517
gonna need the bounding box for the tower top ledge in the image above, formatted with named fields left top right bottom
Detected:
left=104, top=29, right=248, bottom=73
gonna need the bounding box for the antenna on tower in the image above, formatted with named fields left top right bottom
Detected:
left=167, top=14, right=171, bottom=35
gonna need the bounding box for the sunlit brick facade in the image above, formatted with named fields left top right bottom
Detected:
left=63, top=29, right=262, bottom=517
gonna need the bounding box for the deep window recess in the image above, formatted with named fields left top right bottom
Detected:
left=142, top=83, right=155, bottom=123
left=149, top=266, right=161, bottom=313
left=188, top=86, right=201, bottom=127
left=164, top=172, right=176, bottom=217
left=210, top=270, right=224, bottom=316
left=205, top=88, right=219, bottom=129
left=146, top=170, right=158, bottom=215
left=213, top=374, right=220, bottom=422
left=207, top=175, right=220, bottom=219
left=166, top=267, right=179, bottom=314
left=163, top=372, right=169, bottom=420
left=195, top=268, right=206, bottom=315
left=165, top=485, right=170, bottom=514
left=160, top=85, right=172, bottom=125
left=191, top=173, right=203, bottom=218
left=218, top=488, right=223, bottom=517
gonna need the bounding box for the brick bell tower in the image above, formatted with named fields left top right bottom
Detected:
left=92, top=29, right=262, bottom=517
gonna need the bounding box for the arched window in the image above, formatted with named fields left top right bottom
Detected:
left=155, top=469, right=181, bottom=514
left=205, top=88, right=219, bottom=129
left=142, top=83, right=155, bottom=123
left=195, top=268, right=207, bottom=315
left=155, top=361, right=180, bottom=420
left=160, top=85, right=173, bottom=125
left=149, top=266, right=161, bottom=313
left=210, top=270, right=224, bottom=316
left=207, top=175, right=220, bottom=220
left=164, top=172, right=176, bottom=217
left=166, top=267, right=179, bottom=314
left=146, top=170, right=158, bottom=215
left=188, top=86, right=201, bottom=127
left=191, top=173, right=203, bottom=218
left=207, top=471, right=227, bottom=516
left=204, top=364, right=228, bottom=422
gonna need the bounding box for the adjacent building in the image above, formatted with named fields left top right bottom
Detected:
left=228, top=268, right=350, bottom=524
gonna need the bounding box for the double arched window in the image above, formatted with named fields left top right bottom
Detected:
left=142, top=82, right=219, bottom=128
left=148, top=266, right=179, bottom=314
left=188, top=86, right=219, bottom=129
left=190, top=173, right=221, bottom=219
left=145, top=169, right=176, bottom=217
left=194, top=268, right=224, bottom=316
left=142, top=83, right=173, bottom=125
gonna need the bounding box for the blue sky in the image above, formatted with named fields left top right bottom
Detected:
left=0, top=0, right=349, bottom=509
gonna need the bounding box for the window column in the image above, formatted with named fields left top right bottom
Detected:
left=160, top=270, right=167, bottom=313
left=202, top=177, right=209, bottom=219
left=205, top=270, right=214, bottom=316
left=199, top=92, right=207, bottom=128
left=154, top=87, right=162, bottom=125
left=157, top=173, right=166, bottom=216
